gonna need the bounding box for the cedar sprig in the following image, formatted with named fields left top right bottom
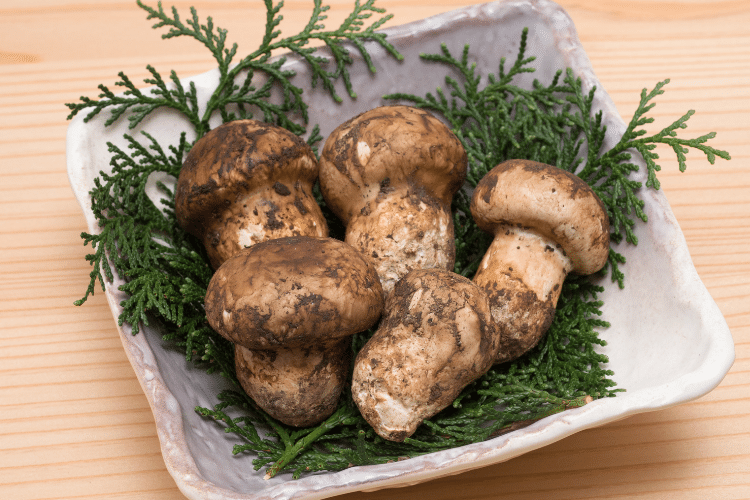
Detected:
left=73, top=0, right=402, bottom=311
left=578, top=78, right=731, bottom=260
left=66, top=0, right=402, bottom=140
left=388, top=29, right=730, bottom=287
left=75, top=129, right=231, bottom=377
left=74, top=131, right=188, bottom=308
left=257, top=0, right=402, bottom=102
left=195, top=389, right=287, bottom=464
left=75, top=132, right=191, bottom=310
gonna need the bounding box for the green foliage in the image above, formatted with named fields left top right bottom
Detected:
left=72, top=0, right=401, bottom=309
left=580, top=81, right=731, bottom=252
left=75, top=130, right=234, bottom=376
left=69, top=6, right=730, bottom=482
left=66, top=0, right=402, bottom=140
left=385, top=28, right=730, bottom=287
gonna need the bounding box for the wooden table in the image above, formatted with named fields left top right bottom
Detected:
left=2, top=1, right=748, bottom=498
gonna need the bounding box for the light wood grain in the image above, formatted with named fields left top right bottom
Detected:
left=1, top=1, right=748, bottom=499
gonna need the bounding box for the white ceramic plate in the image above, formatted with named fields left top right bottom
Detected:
left=66, top=1, right=735, bottom=498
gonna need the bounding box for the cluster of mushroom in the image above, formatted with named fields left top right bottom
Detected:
left=175, top=120, right=384, bottom=427
left=174, top=105, right=610, bottom=441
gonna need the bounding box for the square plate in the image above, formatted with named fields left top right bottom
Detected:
left=66, top=1, right=735, bottom=498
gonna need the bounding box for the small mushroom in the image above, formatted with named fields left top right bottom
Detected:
left=318, top=105, right=468, bottom=296
left=175, top=119, right=328, bottom=269
left=470, top=159, right=610, bottom=363
left=204, top=236, right=384, bottom=427
left=351, top=268, right=498, bottom=442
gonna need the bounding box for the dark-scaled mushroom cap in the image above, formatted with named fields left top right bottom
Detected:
left=471, top=159, right=610, bottom=275
left=204, top=236, right=384, bottom=350
left=175, top=119, right=319, bottom=239
left=318, top=105, right=468, bottom=224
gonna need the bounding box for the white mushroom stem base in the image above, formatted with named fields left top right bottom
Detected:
left=203, top=184, right=327, bottom=269
left=234, top=338, right=350, bottom=428
left=352, top=269, right=497, bottom=442
left=346, top=191, right=454, bottom=296
left=473, top=225, right=573, bottom=364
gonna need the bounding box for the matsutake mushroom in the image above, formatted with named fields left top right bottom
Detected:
left=351, top=268, right=498, bottom=442
left=318, top=105, right=467, bottom=296
left=174, top=119, right=327, bottom=269
left=204, top=236, right=383, bottom=427
left=470, top=159, right=610, bottom=364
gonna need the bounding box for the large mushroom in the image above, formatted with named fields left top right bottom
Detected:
left=175, top=119, right=328, bottom=269
left=204, top=236, right=384, bottom=427
left=352, top=268, right=498, bottom=442
left=471, top=159, right=610, bottom=364
left=318, top=105, right=468, bottom=296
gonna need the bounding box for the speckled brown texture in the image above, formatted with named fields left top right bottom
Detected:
left=205, top=236, right=384, bottom=349
left=205, top=236, right=384, bottom=426
left=471, top=159, right=610, bottom=275
left=474, top=226, right=562, bottom=363
left=234, top=340, right=350, bottom=427
left=318, top=105, right=467, bottom=295
left=352, top=269, right=498, bottom=442
left=174, top=120, right=328, bottom=269
left=471, top=160, right=610, bottom=364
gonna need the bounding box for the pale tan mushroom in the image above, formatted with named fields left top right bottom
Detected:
left=204, top=236, right=383, bottom=427
left=175, top=120, right=328, bottom=269
left=470, top=159, right=610, bottom=364
left=351, top=268, right=498, bottom=442
left=318, top=105, right=467, bottom=296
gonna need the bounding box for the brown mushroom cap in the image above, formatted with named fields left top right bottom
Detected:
left=319, top=105, right=467, bottom=224
left=352, top=268, right=498, bottom=442
left=471, top=159, right=610, bottom=275
left=174, top=119, right=327, bottom=268
left=204, top=236, right=384, bottom=350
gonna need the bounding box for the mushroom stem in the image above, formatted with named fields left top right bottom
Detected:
left=203, top=182, right=326, bottom=267
left=346, top=189, right=454, bottom=293
left=235, top=338, right=351, bottom=428
left=473, top=225, right=573, bottom=363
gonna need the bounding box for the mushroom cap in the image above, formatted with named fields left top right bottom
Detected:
left=471, top=159, right=610, bottom=275
left=204, top=236, right=384, bottom=350
left=174, top=119, right=320, bottom=239
left=318, top=105, right=468, bottom=224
